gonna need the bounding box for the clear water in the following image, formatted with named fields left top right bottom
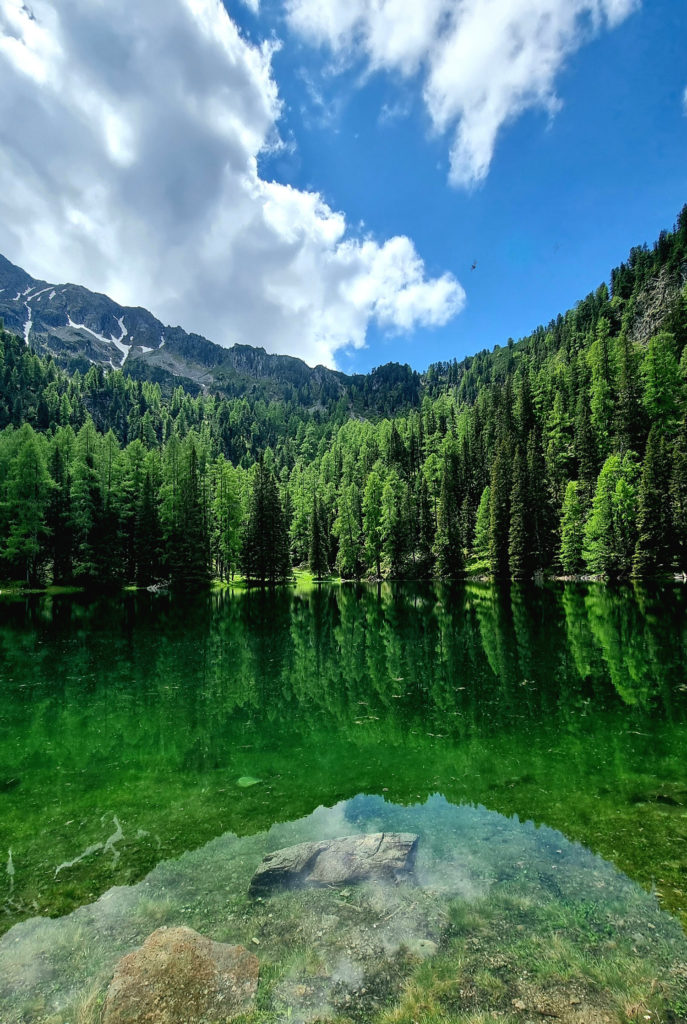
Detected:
left=1, top=582, right=686, bottom=1022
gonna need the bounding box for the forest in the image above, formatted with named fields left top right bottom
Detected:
left=0, top=206, right=686, bottom=587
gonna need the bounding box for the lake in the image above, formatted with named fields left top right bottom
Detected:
left=1, top=582, right=686, bottom=1022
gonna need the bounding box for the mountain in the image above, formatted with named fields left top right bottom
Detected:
left=1, top=204, right=687, bottom=587
left=0, top=255, right=423, bottom=413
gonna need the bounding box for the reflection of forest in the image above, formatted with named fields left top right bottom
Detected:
left=0, top=582, right=686, bottom=930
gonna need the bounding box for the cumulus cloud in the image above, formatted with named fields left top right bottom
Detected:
left=0, top=0, right=463, bottom=367
left=286, top=0, right=640, bottom=187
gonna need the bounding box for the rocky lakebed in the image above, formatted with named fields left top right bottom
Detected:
left=1, top=797, right=686, bottom=1024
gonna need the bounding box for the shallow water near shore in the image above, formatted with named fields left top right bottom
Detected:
left=1, top=795, right=686, bottom=1023
left=1, top=581, right=687, bottom=1020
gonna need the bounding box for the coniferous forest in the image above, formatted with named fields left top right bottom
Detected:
left=1, top=206, right=687, bottom=588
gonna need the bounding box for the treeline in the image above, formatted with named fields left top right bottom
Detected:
left=1, top=207, right=687, bottom=585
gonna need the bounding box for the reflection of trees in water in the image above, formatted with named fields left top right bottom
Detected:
left=0, top=582, right=686, bottom=780
left=1, top=582, right=687, bottom=930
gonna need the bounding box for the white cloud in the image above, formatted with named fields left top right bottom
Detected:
left=683, top=86, right=687, bottom=116
left=286, top=0, right=640, bottom=187
left=0, top=0, right=463, bottom=367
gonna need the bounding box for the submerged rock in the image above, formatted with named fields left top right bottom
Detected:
left=249, top=831, right=418, bottom=895
left=102, top=926, right=258, bottom=1024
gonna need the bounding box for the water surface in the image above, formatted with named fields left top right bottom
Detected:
left=1, top=582, right=687, bottom=1020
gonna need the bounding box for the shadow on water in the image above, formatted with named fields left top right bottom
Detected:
left=0, top=581, right=686, bottom=940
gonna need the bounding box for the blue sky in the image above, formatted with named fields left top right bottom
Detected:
left=242, top=0, right=687, bottom=372
left=0, top=0, right=685, bottom=373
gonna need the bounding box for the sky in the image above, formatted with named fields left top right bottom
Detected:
left=0, top=0, right=685, bottom=374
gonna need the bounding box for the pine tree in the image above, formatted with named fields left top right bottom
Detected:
left=574, top=391, right=598, bottom=502
left=434, top=442, right=464, bottom=578
left=614, top=332, right=644, bottom=453
left=472, top=485, right=491, bottom=564
left=584, top=453, right=639, bottom=577
left=671, top=418, right=687, bottom=571
left=242, top=461, right=291, bottom=584
left=46, top=431, right=73, bottom=582
left=4, top=425, right=52, bottom=585
left=489, top=440, right=511, bottom=577
left=508, top=447, right=532, bottom=579
left=173, top=442, right=210, bottom=587
left=642, top=331, right=683, bottom=432
left=415, top=473, right=435, bottom=575
left=135, top=469, right=162, bottom=584
left=633, top=425, right=672, bottom=575
left=589, top=316, right=616, bottom=459
left=333, top=481, right=363, bottom=578
left=381, top=470, right=408, bottom=576
left=71, top=419, right=104, bottom=582
left=308, top=492, right=329, bottom=578
left=559, top=481, right=585, bottom=574
left=212, top=458, right=242, bottom=581
left=363, top=471, right=384, bottom=578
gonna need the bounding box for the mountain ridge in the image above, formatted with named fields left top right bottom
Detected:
left=2, top=201, right=686, bottom=416
left=0, top=253, right=425, bottom=413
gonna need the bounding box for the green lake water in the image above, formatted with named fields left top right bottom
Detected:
left=1, top=582, right=687, bottom=1022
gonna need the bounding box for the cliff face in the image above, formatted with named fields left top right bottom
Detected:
left=627, top=263, right=687, bottom=347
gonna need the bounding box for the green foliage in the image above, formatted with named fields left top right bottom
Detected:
left=633, top=425, right=672, bottom=576
left=583, top=453, right=639, bottom=577
left=242, top=461, right=291, bottom=584
left=1, top=204, right=687, bottom=584
left=472, top=485, right=491, bottom=563
left=642, top=331, right=683, bottom=431
left=559, top=481, right=586, bottom=575
left=2, top=425, right=52, bottom=584
left=308, top=492, right=329, bottom=578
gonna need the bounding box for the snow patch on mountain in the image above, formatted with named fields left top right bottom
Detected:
left=23, top=303, right=32, bottom=344
left=67, top=315, right=131, bottom=365
left=111, top=317, right=131, bottom=362
left=30, top=286, right=57, bottom=302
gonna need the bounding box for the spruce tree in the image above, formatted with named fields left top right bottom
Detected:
left=308, top=493, right=329, bottom=578
left=173, top=442, right=210, bottom=587
left=242, top=461, right=290, bottom=584
left=489, top=440, right=511, bottom=577
left=381, top=470, right=408, bottom=576
left=559, top=481, right=585, bottom=575
left=614, top=332, right=644, bottom=453
left=671, top=418, right=687, bottom=572
left=363, top=471, right=384, bottom=578
left=584, top=453, right=639, bottom=577
left=212, top=459, right=242, bottom=581
left=46, top=433, right=73, bottom=582
left=642, top=331, right=683, bottom=432
left=589, top=316, right=616, bottom=459
left=508, top=447, right=532, bottom=579
left=472, top=485, right=491, bottom=564
left=333, top=481, right=363, bottom=578
left=4, top=426, right=52, bottom=585
left=135, top=470, right=162, bottom=585
left=633, top=425, right=672, bottom=576
left=415, top=473, right=436, bottom=575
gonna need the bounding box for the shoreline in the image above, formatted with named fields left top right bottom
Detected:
left=2, top=571, right=686, bottom=599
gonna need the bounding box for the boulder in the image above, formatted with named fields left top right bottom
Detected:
left=102, top=926, right=259, bottom=1024
left=249, top=832, right=418, bottom=895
